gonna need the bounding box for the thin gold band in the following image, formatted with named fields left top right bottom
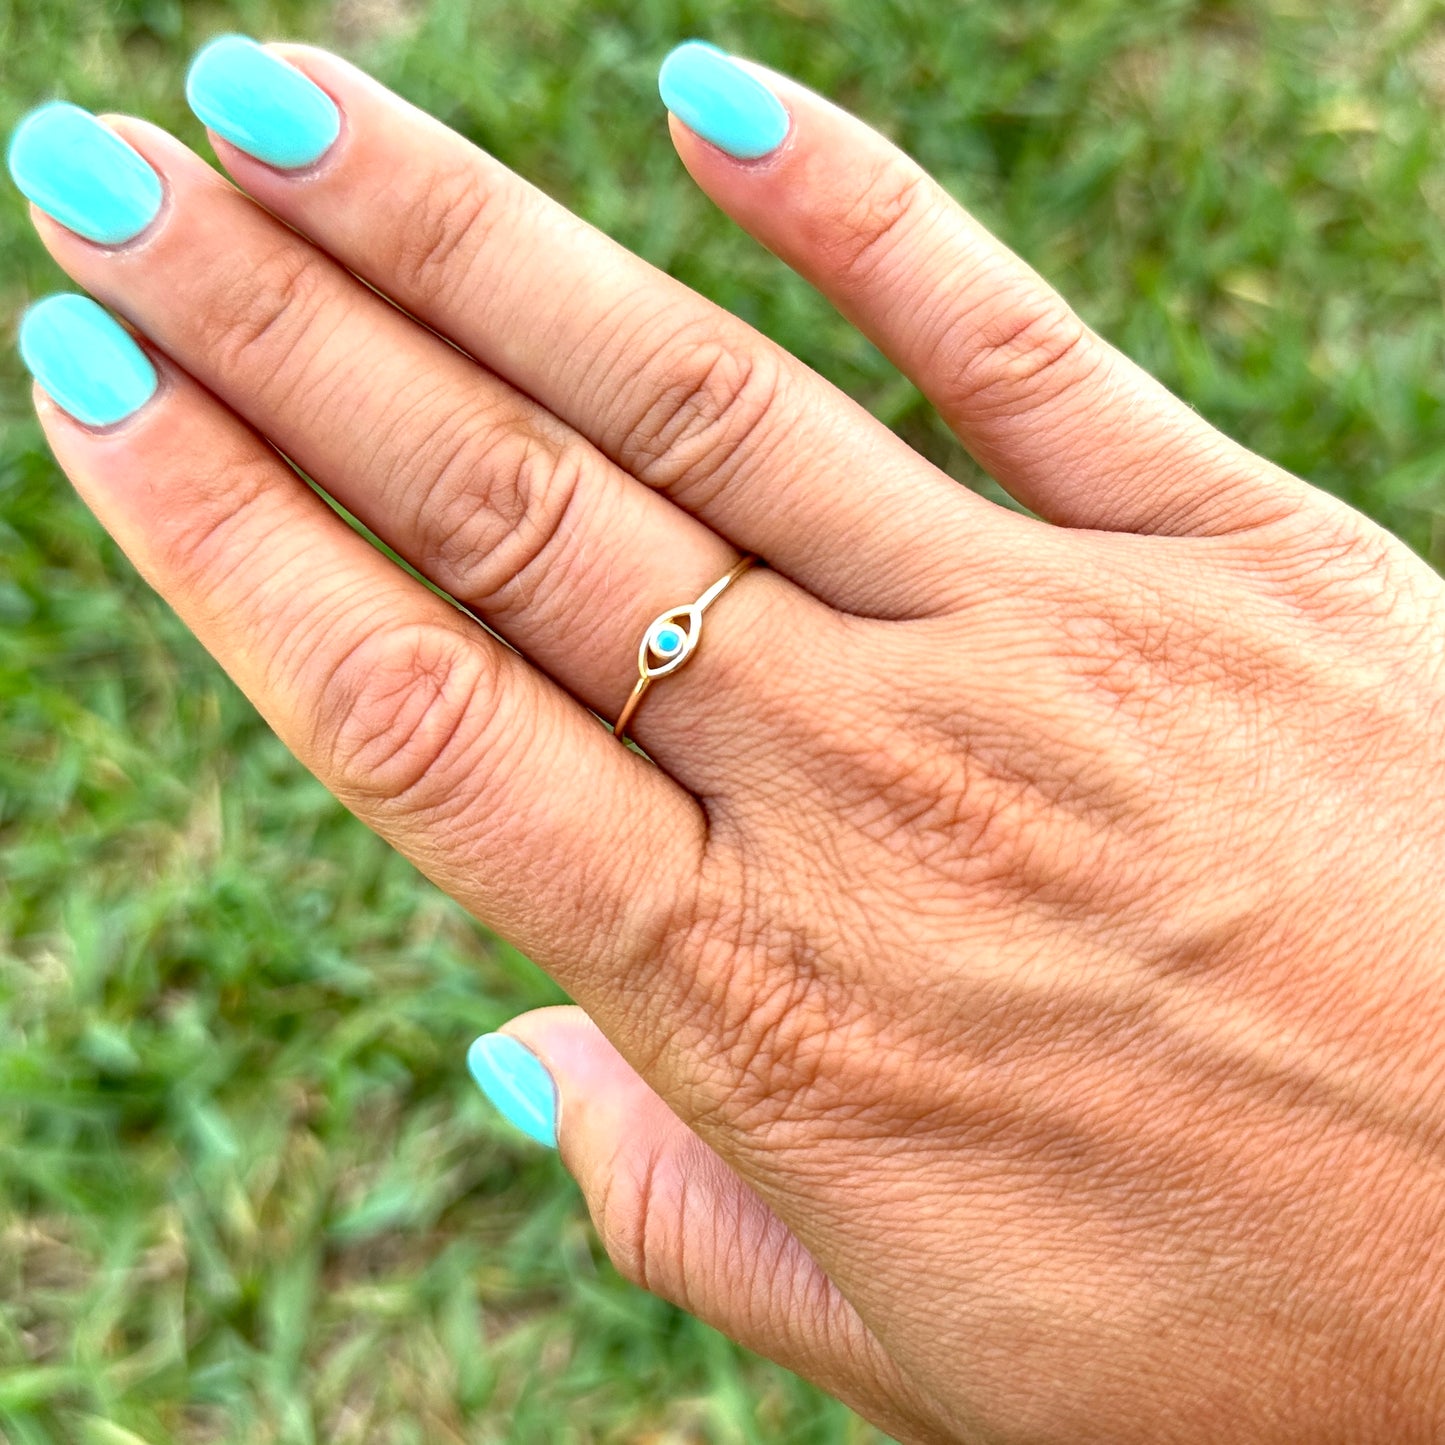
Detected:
left=613, top=555, right=758, bottom=744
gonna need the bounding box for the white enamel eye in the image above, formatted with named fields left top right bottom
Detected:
left=640, top=606, right=702, bottom=678
left=650, top=622, right=686, bottom=660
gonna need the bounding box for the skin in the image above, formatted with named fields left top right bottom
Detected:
left=19, top=45, right=1445, bottom=1444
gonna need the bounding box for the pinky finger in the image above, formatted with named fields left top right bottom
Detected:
left=21, top=294, right=699, bottom=985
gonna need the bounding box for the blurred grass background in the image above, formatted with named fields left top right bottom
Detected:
left=2, top=0, right=1444, bottom=1439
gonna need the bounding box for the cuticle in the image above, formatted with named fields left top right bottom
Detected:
left=717, top=120, right=796, bottom=172
left=69, top=397, right=161, bottom=436
left=102, top=389, right=165, bottom=436
left=285, top=102, right=349, bottom=183
left=220, top=98, right=348, bottom=184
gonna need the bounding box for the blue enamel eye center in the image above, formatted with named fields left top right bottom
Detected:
left=652, top=625, right=686, bottom=658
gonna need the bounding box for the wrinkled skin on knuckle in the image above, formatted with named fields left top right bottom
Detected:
left=152, top=450, right=286, bottom=603
left=614, top=320, right=785, bottom=503
left=590, top=1132, right=748, bottom=1309
left=774, top=628, right=1138, bottom=908
left=818, top=155, right=939, bottom=297
left=309, top=620, right=503, bottom=819
left=940, top=287, right=1098, bottom=421
left=407, top=418, right=586, bottom=613
left=1011, top=570, right=1416, bottom=955
left=807, top=598, right=1269, bottom=933
left=1044, top=560, right=1279, bottom=736
left=1192, top=507, right=1445, bottom=786
left=380, top=158, right=509, bottom=307
left=1244, top=493, right=1445, bottom=653
left=590, top=1134, right=672, bottom=1296
left=587, top=1125, right=896, bottom=1413
left=206, top=238, right=333, bottom=388
left=820, top=721, right=1019, bottom=880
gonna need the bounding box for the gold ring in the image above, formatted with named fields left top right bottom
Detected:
left=613, top=555, right=758, bottom=745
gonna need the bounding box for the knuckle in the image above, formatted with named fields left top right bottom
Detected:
left=592, top=1144, right=674, bottom=1297
left=385, top=161, right=506, bottom=305
left=1033, top=559, right=1258, bottom=737
left=1248, top=498, right=1421, bottom=627
left=593, top=1139, right=775, bottom=1317
left=1058, top=605, right=1194, bottom=716
left=207, top=240, right=329, bottom=383
left=156, top=450, right=279, bottom=595
left=833, top=725, right=1033, bottom=881
left=621, top=326, right=784, bottom=504
left=412, top=418, right=585, bottom=611
left=822, top=158, right=935, bottom=293
left=1051, top=594, right=1256, bottom=743
left=312, top=622, right=502, bottom=816
left=944, top=290, right=1096, bottom=418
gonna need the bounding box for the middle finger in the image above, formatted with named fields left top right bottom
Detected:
left=186, top=40, right=1010, bottom=620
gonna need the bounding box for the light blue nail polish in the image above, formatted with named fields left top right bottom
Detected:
left=467, top=1034, right=558, bottom=1148
left=6, top=103, right=162, bottom=245
left=659, top=41, right=789, bottom=161
left=18, top=294, right=158, bottom=427
left=186, top=35, right=340, bottom=171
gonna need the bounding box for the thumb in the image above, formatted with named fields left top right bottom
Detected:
left=466, top=1006, right=909, bottom=1428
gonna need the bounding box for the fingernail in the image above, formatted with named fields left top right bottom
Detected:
left=186, top=35, right=340, bottom=171
left=659, top=41, right=790, bottom=161
left=466, top=1034, right=558, bottom=1149
left=19, top=294, right=159, bottom=428
left=6, top=103, right=163, bottom=245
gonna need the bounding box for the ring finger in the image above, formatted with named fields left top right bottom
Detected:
left=17, top=110, right=833, bottom=772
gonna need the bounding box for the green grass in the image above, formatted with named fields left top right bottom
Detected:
left=2, top=0, right=1444, bottom=1439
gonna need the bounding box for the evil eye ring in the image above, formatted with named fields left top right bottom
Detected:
left=612, top=555, right=759, bottom=745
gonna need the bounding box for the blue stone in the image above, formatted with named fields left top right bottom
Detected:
left=654, top=626, right=684, bottom=656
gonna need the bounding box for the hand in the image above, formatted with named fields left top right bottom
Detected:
left=13, top=37, right=1445, bottom=1443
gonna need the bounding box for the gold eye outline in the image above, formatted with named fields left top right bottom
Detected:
left=612, top=555, right=760, bottom=744
left=640, top=605, right=702, bottom=679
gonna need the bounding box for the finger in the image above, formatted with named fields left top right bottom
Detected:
left=21, top=294, right=699, bottom=990
left=182, top=37, right=1022, bottom=620
left=19, top=113, right=824, bottom=771
left=662, top=43, right=1316, bottom=539
left=472, top=1007, right=924, bottom=1438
